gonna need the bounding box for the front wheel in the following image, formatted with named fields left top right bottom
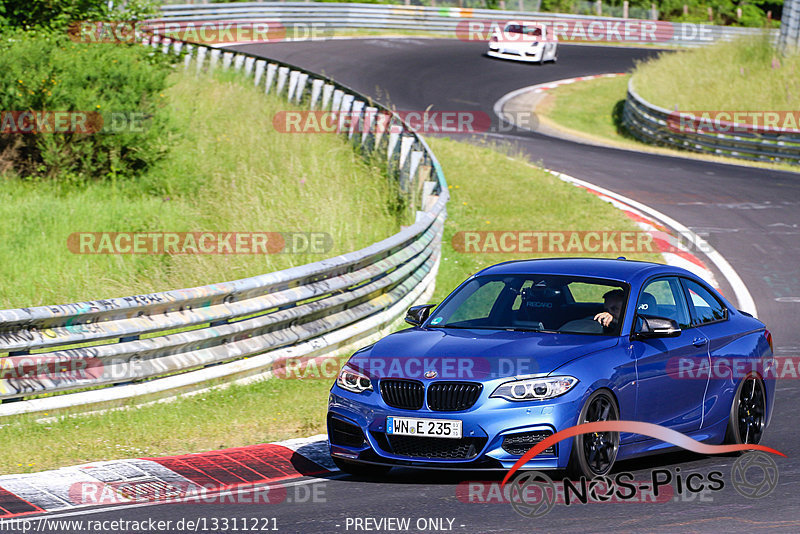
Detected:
left=332, top=457, right=392, bottom=477
left=567, top=390, right=620, bottom=479
left=724, top=374, right=766, bottom=445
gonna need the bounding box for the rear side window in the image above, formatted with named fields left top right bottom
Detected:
left=682, top=279, right=727, bottom=325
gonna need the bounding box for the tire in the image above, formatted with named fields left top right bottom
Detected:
left=332, top=457, right=392, bottom=477
left=724, top=374, right=767, bottom=446
left=566, top=390, right=620, bottom=479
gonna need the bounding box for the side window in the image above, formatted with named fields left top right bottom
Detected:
left=682, top=279, right=727, bottom=326
left=638, top=277, right=691, bottom=329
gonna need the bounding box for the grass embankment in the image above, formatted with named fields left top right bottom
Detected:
left=0, top=69, right=404, bottom=309
left=538, top=37, right=800, bottom=171
left=632, top=36, right=800, bottom=112
left=0, top=135, right=662, bottom=474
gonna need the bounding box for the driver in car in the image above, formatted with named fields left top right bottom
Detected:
left=594, top=289, right=625, bottom=330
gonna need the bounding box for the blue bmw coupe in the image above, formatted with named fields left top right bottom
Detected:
left=327, top=258, right=774, bottom=478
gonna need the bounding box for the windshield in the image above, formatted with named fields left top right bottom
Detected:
left=504, top=24, right=543, bottom=37
left=426, top=274, right=629, bottom=336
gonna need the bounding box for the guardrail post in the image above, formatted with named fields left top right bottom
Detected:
left=399, top=135, right=415, bottom=170
left=295, top=73, right=309, bottom=105
left=331, top=89, right=344, bottom=114
left=310, top=79, right=325, bottom=109
left=349, top=100, right=365, bottom=141
left=287, top=70, right=300, bottom=102
left=244, top=57, right=256, bottom=77
left=234, top=54, right=245, bottom=72
left=195, top=46, right=207, bottom=73
left=397, top=134, right=416, bottom=188
left=408, top=150, right=424, bottom=201
left=254, top=59, right=266, bottom=86
left=362, top=106, right=378, bottom=148
left=265, top=63, right=278, bottom=94
left=387, top=123, right=402, bottom=162
left=339, top=94, right=355, bottom=134
left=209, top=49, right=221, bottom=71
left=373, top=111, right=392, bottom=153
left=222, top=52, right=234, bottom=70
left=183, top=44, right=194, bottom=70
left=321, top=84, right=335, bottom=110
left=276, top=66, right=290, bottom=95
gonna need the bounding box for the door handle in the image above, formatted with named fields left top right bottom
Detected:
left=692, top=337, right=708, bottom=347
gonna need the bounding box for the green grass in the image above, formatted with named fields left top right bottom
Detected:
left=632, top=36, right=800, bottom=112
left=541, top=74, right=631, bottom=146
left=0, top=136, right=664, bottom=474
left=0, top=68, right=406, bottom=309
left=538, top=63, right=799, bottom=172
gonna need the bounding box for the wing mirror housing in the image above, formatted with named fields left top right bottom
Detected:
left=405, top=304, right=436, bottom=327
left=633, top=314, right=681, bottom=339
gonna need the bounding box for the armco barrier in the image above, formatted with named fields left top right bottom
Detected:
left=622, top=80, right=800, bottom=164
left=156, top=2, right=776, bottom=47
left=0, top=34, right=448, bottom=416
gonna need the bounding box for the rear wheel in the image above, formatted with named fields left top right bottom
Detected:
left=332, top=457, right=392, bottom=477
left=567, top=390, right=619, bottom=479
left=724, top=375, right=766, bottom=445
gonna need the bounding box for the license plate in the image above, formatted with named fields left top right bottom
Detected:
left=386, top=416, right=462, bottom=439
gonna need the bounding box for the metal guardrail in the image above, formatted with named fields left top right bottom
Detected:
left=0, top=34, right=448, bottom=416
left=622, top=80, right=800, bottom=165
left=780, top=0, right=800, bottom=50
left=156, top=2, right=777, bottom=47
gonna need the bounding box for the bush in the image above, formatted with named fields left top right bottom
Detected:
left=0, top=0, right=158, bottom=31
left=0, top=30, right=175, bottom=182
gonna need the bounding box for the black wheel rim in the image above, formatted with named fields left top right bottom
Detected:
left=582, top=395, right=619, bottom=475
left=737, top=377, right=765, bottom=444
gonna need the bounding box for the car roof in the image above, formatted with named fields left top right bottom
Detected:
left=474, top=257, right=675, bottom=283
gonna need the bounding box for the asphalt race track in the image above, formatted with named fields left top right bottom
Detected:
left=43, top=40, right=800, bottom=532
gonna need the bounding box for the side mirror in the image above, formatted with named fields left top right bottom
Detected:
left=633, top=314, right=681, bottom=339
left=405, top=304, right=436, bottom=327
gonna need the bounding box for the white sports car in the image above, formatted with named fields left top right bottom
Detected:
left=487, top=21, right=558, bottom=64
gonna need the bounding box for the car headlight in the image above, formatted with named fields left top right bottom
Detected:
left=490, top=376, right=578, bottom=401
left=336, top=365, right=373, bottom=394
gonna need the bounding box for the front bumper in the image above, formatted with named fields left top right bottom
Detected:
left=487, top=44, right=544, bottom=62
left=327, top=383, right=584, bottom=470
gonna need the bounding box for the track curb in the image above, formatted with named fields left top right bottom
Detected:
left=0, top=435, right=330, bottom=518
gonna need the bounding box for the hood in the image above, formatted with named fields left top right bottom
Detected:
left=348, top=327, right=618, bottom=381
